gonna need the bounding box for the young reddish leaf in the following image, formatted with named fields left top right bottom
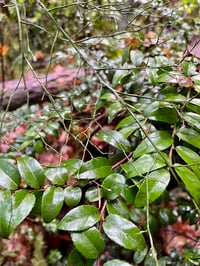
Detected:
left=0, top=44, right=9, bottom=56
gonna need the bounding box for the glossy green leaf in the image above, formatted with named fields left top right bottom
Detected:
left=0, top=159, right=21, bottom=190
left=159, top=208, right=170, bottom=226
left=97, top=130, right=131, bottom=152
left=44, top=121, right=60, bottom=137
left=17, top=156, right=45, bottom=189
left=182, top=112, right=200, bottom=130
left=64, top=186, right=82, bottom=207
left=120, top=72, right=133, bottom=85
left=135, top=169, right=170, bottom=207
left=58, top=205, right=100, bottom=231
left=176, top=127, right=200, bottom=149
left=116, top=111, right=141, bottom=137
left=71, top=227, right=105, bottom=259
left=182, top=61, right=196, bottom=76
left=0, top=190, right=12, bottom=238
left=122, top=153, right=167, bottom=178
left=101, top=174, right=125, bottom=200
left=144, top=253, right=157, bottom=266
left=30, top=190, right=43, bottom=216
left=158, top=257, right=169, bottom=266
left=0, top=189, right=36, bottom=238
left=130, top=208, right=146, bottom=224
left=85, top=187, right=99, bottom=202
left=107, top=102, right=123, bottom=123
left=42, top=186, right=64, bottom=223
left=25, top=127, right=40, bottom=138
left=103, top=214, right=146, bottom=251
left=174, top=164, right=200, bottom=205
left=133, top=247, right=148, bottom=264
left=107, top=199, right=130, bottom=219
left=73, top=157, right=112, bottom=179
left=147, top=68, right=158, bottom=85
left=176, top=146, right=200, bottom=178
left=116, top=115, right=136, bottom=129
left=193, top=74, right=200, bottom=88
left=144, top=102, right=178, bottom=124
left=101, top=92, right=116, bottom=102
left=119, top=125, right=138, bottom=138
left=121, top=185, right=136, bottom=204
left=33, top=139, right=44, bottom=154
left=134, top=131, right=173, bottom=158
left=163, top=93, right=185, bottom=102
left=44, top=166, right=68, bottom=185
left=64, top=158, right=82, bottom=175
left=19, top=139, right=33, bottom=150
left=104, top=259, right=132, bottom=266
left=187, top=98, right=200, bottom=114
left=10, top=190, right=36, bottom=231
left=112, top=70, right=129, bottom=87
left=146, top=55, right=168, bottom=68
left=156, top=72, right=171, bottom=83
left=122, top=44, right=131, bottom=65
left=67, top=249, right=94, bottom=266
left=130, top=50, right=144, bottom=66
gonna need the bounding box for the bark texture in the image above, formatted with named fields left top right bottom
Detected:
left=0, top=68, right=83, bottom=111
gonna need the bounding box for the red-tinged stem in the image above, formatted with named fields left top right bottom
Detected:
left=96, top=151, right=133, bottom=266
left=111, top=151, right=133, bottom=170
left=96, top=257, right=101, bottom=266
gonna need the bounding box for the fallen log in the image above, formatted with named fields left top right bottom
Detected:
left=0, top=68, right=84, bottom=111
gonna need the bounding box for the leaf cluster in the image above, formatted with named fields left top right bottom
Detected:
left=0, top=0, right=200, bottom=265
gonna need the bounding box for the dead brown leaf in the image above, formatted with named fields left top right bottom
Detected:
left=160, top=217, right=200, bottom=255
left=187, top=35, right=200, bottom=59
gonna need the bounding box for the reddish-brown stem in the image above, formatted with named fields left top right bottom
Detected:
left=96, top=256, right=101, bottom=266
left=111, top=151, right=133, bottom=170
left=96, top=198, right=107, bottom=266
left=96, top=151, right=134, bottom=265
